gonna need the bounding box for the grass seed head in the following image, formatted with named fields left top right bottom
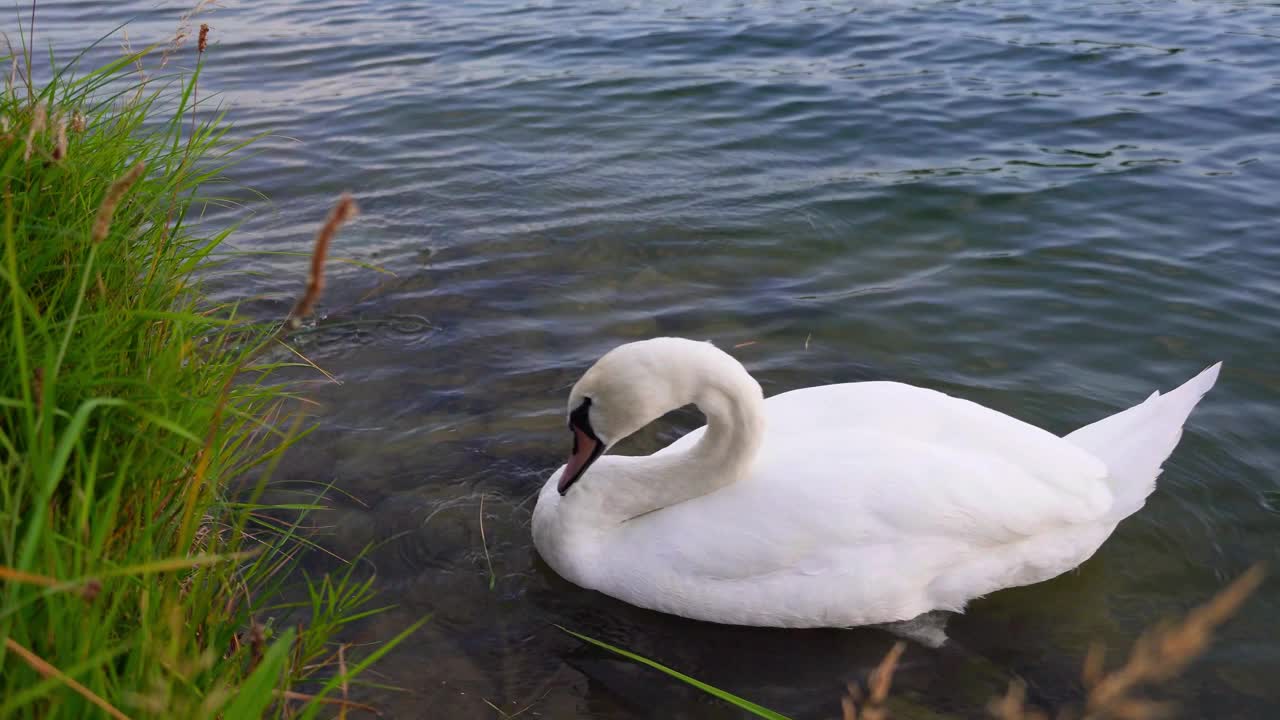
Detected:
left=284, top=192, right=358, bottom=331
left=22, top=101, right=46, bottom=161
left=92, top=162, right=147, bottom=243
left=52, top=112, right=68, bottom=161
left=1084, top=564, right=1265, bottom=717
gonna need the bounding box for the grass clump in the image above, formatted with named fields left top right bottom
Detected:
left=1, top=19, right=415, bottom=720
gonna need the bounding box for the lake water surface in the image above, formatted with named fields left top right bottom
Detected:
left=31, top=1, right=1280, bottom=717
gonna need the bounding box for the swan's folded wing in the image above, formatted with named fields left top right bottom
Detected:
left=762, top=381, right=1112, bottom=497
left=630, top=433, right=1109, bottom=583
left=630, top=382, right=1117, bottom=583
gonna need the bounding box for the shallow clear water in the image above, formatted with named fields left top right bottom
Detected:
left=31, top=0, right=1280, bottom=717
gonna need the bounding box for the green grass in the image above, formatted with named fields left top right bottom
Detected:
left=558, top=626, right=793, bottom=719
left=0, top=24, right=414, bottom=720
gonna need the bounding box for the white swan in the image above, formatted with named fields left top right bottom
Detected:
left=532, top=337, right=1220, bottom=629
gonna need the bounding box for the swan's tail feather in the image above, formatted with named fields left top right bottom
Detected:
left=1064, top=362, right=1221, bottom=519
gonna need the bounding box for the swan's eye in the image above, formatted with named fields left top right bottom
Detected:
left=568, top=397, right=598, bottom=443
left=558, top=396, right=604, bottom=495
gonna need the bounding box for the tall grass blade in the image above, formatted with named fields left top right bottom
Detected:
left=557, top=626, right=794, bottom=720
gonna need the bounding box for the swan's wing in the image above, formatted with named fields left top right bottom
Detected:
left=633, top=382, right=1115, bottom=583
left=664, top=381, right=1110, bottom=501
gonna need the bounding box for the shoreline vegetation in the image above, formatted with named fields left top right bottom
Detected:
left=1, top=14, right=417, bottom=720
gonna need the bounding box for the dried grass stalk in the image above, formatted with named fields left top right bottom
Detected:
left=836, top=566, right=1263, bottom=720
left=869, top=641, right=905, bottom=705
left=273, top=689, right=379, bottom=715
left=120, top=30, right=144, bottom=75
left=1082, top=642, right=1105, bottom=690
left=338, top=643, right=350, bottom=720
left=22, top=101, right=45, bottom=161
left=988, top=680, right=1051, bottom=720
left=92, top=162, right=147, bottom=243
left=248, top=621, right=265, bottom=670
left=162, top=0, right=220, bottom=67
left=283, top=193, right=358, bottom=331
left=51, top=112, right=67, bottom=161
left=198, top=23, right=209, bottom=54
left=4, top=638, right=132, bottom=720
left=1083, top=564, right=1265, bottom=718
left=843, top=642, right=906, bottom=720
left=0, top=566, right=59, bottom=588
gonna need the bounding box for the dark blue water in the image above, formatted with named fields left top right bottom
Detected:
left=29, top=1, right=1280, bottom=717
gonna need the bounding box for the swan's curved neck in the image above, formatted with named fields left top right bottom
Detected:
left=681, top=381, right=766, bottom=491
left=580, top=354, right=765, bottom=524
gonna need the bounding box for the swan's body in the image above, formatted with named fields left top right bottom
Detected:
left=532, top=338, right=1220, bottom=628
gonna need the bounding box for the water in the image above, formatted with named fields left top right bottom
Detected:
left=28, top=0, right=1280, bottom=717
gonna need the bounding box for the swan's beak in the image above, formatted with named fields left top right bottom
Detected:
left=558, top=425, right=603, bottom=495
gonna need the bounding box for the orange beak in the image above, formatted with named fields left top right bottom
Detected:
left=558, top=424, right=603, bottom=494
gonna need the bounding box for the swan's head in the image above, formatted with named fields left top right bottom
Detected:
left=556, top=337, right=737, bottom=494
